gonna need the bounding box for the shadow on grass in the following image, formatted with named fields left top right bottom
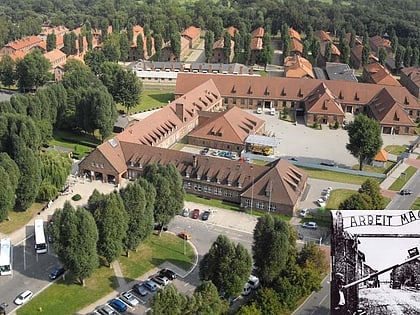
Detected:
left=148, top=92, right=173, bottom=103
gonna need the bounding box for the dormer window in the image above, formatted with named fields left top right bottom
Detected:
left=130, top=161, right=134, bottom=167
left=217, top=178, right=221, bottom=184
left=228, top=180, right=232, bottom=187
left=207, top=176, right=211, bottom=182
left=186, top=172, right=190, bottom=178
left=197, top=174, right=201, bottom=180
left=238, top=182, right=242, bottom=189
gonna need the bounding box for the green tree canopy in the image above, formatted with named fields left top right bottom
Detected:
left=359, top=178, right=386, bottom=209
left=0, top=54, right=16, bottom=87
left=204, top=30, right=215, bottom=62
left=339, top=193, right=370, bottom=210
left=0, top=167, right=14, bottom=221
left=346, top=114, right=383, bottom=170
left=199, top=234, right=252, bottom=298
left=151, top=284, right=188, bottom=315
left=15, top=49, right=51, bottom=92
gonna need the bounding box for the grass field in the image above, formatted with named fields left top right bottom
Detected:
left=411, top=198, right=420, bottom=210
left=17, top=233, right=195, bottom=315
left=298, top=167, right=382, bottom=185
left=384, top=145, right=406, bottom=155
left=50, top=129, right=100, bottom=158
left=117, top=90, right=174, bottom=114
left=351, top=161, right=396, bottom=174
left=388, top=166, right=417, bottom=191
left=185, top=193, right=240, bottom=211
left=0, top=202, right=45, bottom=234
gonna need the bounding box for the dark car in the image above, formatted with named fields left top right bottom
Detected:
left=154, top=223, right=168, bottom=231
left=109, top=298, right=127, bottom=313
left=132, top=283, right=148, bottom=296
left=159, top=268, right=177, bottom=280
left=49, top=266, right=65, bottom=280
left=200, top=147, right=209, bottom=155
left=201, top=210, right=210, bottom=221
left=400, top=189, right=413, bottom=195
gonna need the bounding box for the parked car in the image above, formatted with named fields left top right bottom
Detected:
left=230, top=153, right=238, bottom=160
left=248, top=275, right=260, bottom=289
left=143, top=280, right=158, bottom=292
left=159, top=268, right=177, bottom=280
left=98, top=305, right=117, bottom=315
left=219, top=151, right=227, bottom=157
left=49, top=266, right=65, bottom=280
left=302, top=221, right=318, bottom=229
left=316, top=199, right=326, bottom=207
left=200, top=147, right=209, bottom=155
left=109, top=299, right=127, bottom=313
left=14, top=290, right=33, bottom=305
left=320, top=161, right=337, bottom=167
left=211, top=150, right=220, bottom=156
left=192, top=208, right=200, bottom=219
left=256, top=107, right=262, bottom=114
left=299, top=209, right=309, bottom=217
left=400, top=189, right=413, bottom=195
left=182, top=207, right=190, bottom=217
left=178, top=231, right=192, bottom=240
left=242, top=282, right=252, bottom=296
left=120, top=291, right=139, bottom=306
left=201, top=210, right=210, bottom=221
left=132, top=283, right=148, bottom=296
left=153, top=275, right=170, bottom=286
left=320, top=195, right=329, bottom=202
left=154, top=223, right=168, bottom=231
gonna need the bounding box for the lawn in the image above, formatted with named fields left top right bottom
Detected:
left=0, top=202, right=45, bottom=234
left=351, top=161, right=396, bottom=174
left=388, top=166, right=417, bottom=191
left=384, top=145, right=406, bottom=155
left=117, top=91, right=174, bottom=114
left=185, top=193, right=240, bottom=211
left=298, top=167, right=382, bottom=185
left=411, top=198, right=420, bottom=210
left=326, top=189, right=357, bottom=209
left=50, top=129, right=100, bottom=158
left=17, top=234, right=195, bottom=315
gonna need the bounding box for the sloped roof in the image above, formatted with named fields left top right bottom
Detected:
left=96, top=138, right=128, bottom=174
left=401, top=67, right=420, bottom=86
left=290, top=37, right=303, bottom=54
left=284, top=55, right=314, bottom=78
left=289, top=28, right=301, bottom=41
left=4, top=36, right=43, bottom=51
left=367, top=88, right=415, bottom=126
left=369, top=35, right=392, bottom=51
left=364, top=62, right=401, bottom=86
left=250, top=37, right=263, bottom=50
left=43, top=49, right=66, bottom=65
left=117, top=79, right=221, bottom=146
left=241, top=159, right=307, bottom=206
left=174, top=73, right=419, bottom=111
left=374, top=149, right=388, bottom=162
left=6, top=50, right=27, bottom=60
left=315, top=30, right=333, bottom=42
left=251, top=27, right=264, bottom=38
left=226, top=26, right=239, bottom=37
left=188, top=106, right=265, bottom=145
left=305, top=83, right=345, bottom=115
left=182, top=26, right=201, bottom=40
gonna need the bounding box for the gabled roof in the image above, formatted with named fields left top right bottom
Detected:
left=250, top=37, right=263, bottom=50
left=4, top=36, right=43, bottom=51
left=117, top=79, right=221, bottom=146
left=364, top=62, right=401, bottom=86
left=401, top=67, right=420, bottom=86
left=369, top=35, right=392, bottom=51
left=6, top=50, right=27, bottom=60
left=43, top=49, right=66, bottom=66
left=289, top=28, right=301, bottom=41
left=251, top=27, right=264, bottom=38
left=181, top=26, right=201, bottom=40
left=367, top=88, right=415, bottom=126
left=284, top=55, right=314, bottom=78
left=314, top=30, right=333, bottom=42
left=241, top=159, right=307, bottom=206
left=188, top=106, right=265, bottom=144
left=305, top=83, right=344, bottom=115
left=290, top=37, right=303, bottom=54
left=374, top=149, right=388, bottom=162
left=226, top=26, right=239, bottom=37
left=96, top=138, right=128, bottom=174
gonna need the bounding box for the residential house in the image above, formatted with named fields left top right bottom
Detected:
left=181, top=26, right=201, bottom=48
left=175, top=73, right=419, bottom=135
left=325, top=63, right=358, bottom=82
left=289, top=27, right=303, bottom=56
left=314, top=30, right=340, bottom=65
left=210, top=37, right=235, bottom=63
left=400, top=67, right=420, bottom=98
left=0, top=36, right=44, bottom=56
left=363, top=62, right=401, bottom=86
left=369, top=35, right=393, bottom=58
left=43, top=49, right=67, bottom=81
left=129, top=25, right=153, bottom=60
left=284, top=55, right=314, bottom=78
left=250, top=27, right=264, bottom=64
left=226, top=26, right=239, bottom=38
left=187, top=106, right=265, bottom=152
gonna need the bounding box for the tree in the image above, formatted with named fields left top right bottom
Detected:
left=412, top=47, right=419, bottom=66
left=339, top=38, right=350, bottom=64
left=253, top=215, right=294, bottom=285
left=136, top=33, right=144, bottom=59
left=199, top=235, right=252, bottom=298
left=253, top=288, right=284, bottom=315
left=261, top=32, right=274, bottom=68
left=324, top=41, right=332, bottom=62
left=395, top=45, right=405, bottom=69
left=190, top=281, right=229, bottom=314
left=86, top=32, right=93, bottom=51
left=119, top=33, right=130, bottom=62
left=0, top=167, right=14, bottom=221
left=78, top=34, right=84, bottom=54
left=0, top=152, right=20, bottom=190
left=154, top=33, right=163, bottom=61
left=120, top=181, right=154, bottom=256
left=15, top=50, right=51, bottom=92
left=46, top=33, right=56, bottom=51
left=346, top=114, right=382, bottom=170
left=89, top=192, right=128, bottom=266
left=102, top=34, right=121, bottom=62
left=378, top=47, right=387, bottom=65
left=146, top=34, right=153, bottom=58
left=151, top=284, right=188, bottom=315
left=237, top=304, right=262, bottom=315
left=0, top=54, right=16, bottom=87
left=223, top=32, right=231, bottom=63
left=404, top=46, right=412, bottom=67
left=14, top=147, right=42, bottom=210
left=311, top=38, right=321, bottom=65
left=391, top=30, right=398, bottom=54
left=142, top=163, right=184, bottom=227
left=339, top=193, right=370, bottom=210
left=170, top=32, right=181, bottom=61
left=51, top=202, right=99, bottom=286
left=243, top=33, right=252, bottom=65
left=358, top=178, right=386, bottom=209
left=361, top=45, right=370, bottom=67
left=204, top=30, right=214, bottom=62
left=84, top=50, right=106, bottom=75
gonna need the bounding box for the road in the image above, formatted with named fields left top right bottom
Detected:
left=386, top=170, right=420, bottom=210
left=293, top=276, right=331, bottom=315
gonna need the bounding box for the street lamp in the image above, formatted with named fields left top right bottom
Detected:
left=251, top=176, right=254, bottom=216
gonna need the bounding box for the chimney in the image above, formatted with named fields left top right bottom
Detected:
left=175, top=103, right=184, bottom=121
left=192, top=155, right=197, bottom=168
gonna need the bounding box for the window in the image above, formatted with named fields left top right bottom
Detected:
left=245, top=199, right=251, bottom=207
left=214, top=187, right=222, bottom=196
left=269, top=204, right=276, bottom=212
left=224, top=190, right=233, bottom=197
left=184, top=182, right=192, bottom=189
left=256, top=202, right=264, bottom=209
left=186, top=172, right=190, bottom=178
left=227, top=180, right=232, bottom=187
left=194, top=184, right=202, bottom=191
left=233, top=98, right=237, bottom=104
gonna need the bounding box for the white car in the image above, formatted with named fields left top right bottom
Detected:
left=14, top=290, right=33, bottom=305
left=302, top=221, right=318, bottom=229
left=120, top=291, right=139, bottom=306
left=242, top=282, right=252, bottom=296
left=299, top=208, right=309, bottom=217
left=256, top=107, right=262, bottom=114
left=248, top=275, right=260, bottom=289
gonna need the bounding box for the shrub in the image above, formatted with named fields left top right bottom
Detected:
left=72, top=194, right=82, bottom=201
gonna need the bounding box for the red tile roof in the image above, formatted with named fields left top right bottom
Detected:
left=374, top=149, right=388, bottom=162
left=364, top=62, right=401, bottom=86
left=284, top=55, right=314, bottom=78
left=315, top=30, right=333, bottom=42
left=188, top=106, right=265, bottom=144
left=43, top=49, right=66, bottom=67
left=181, top=26, right=201, bottom=40
left=250, top=37, right=263, bottom=50
left=226, top=26, right=239, bottom=37
left=305, top=83, right=344, bottom=115
left=400, top=67, right=420, bottom=85
left=251, top=27, right=264, bottom=38
left=290, top=37, right=303, bottom=54
left=289, top=28, right=301, bottom=41
left=4, top=36, right=43, bottom=51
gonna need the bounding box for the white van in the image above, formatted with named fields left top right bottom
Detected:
left=270, top=108, right=276, bottom=116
